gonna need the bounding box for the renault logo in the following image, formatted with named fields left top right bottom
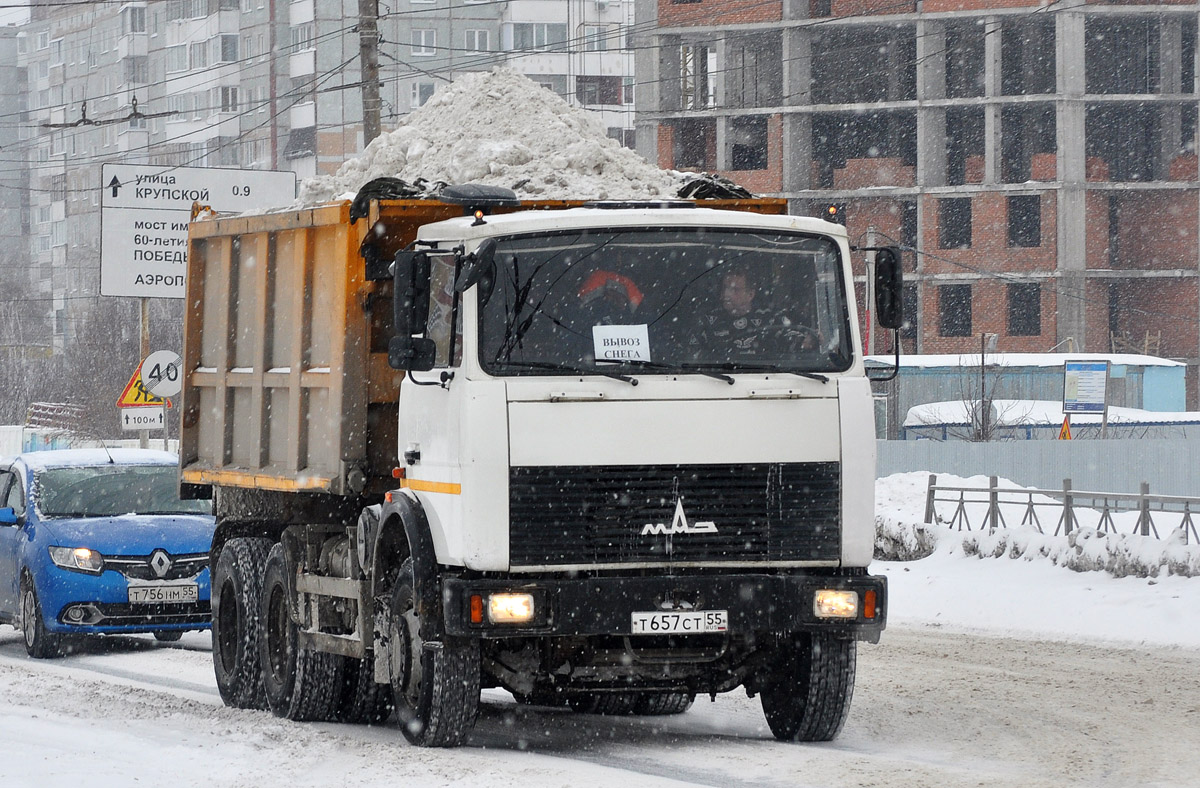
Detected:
left=642, top=499, right=718, bottom=536
left=149, top=549, right=173, bottom=579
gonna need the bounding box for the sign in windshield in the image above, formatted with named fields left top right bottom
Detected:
left=478, top=228, right=853, bottom=377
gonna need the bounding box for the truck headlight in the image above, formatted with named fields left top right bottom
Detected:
left=487, top=593, right=535, bottom=624
left=49, top=546, right=105, bottom=575
left=813, top=589, right=858, bottom=619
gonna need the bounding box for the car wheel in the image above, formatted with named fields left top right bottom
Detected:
left=21, top=578, right=63, bottom=659
left=211, top=536, right=273, bottom=709
left=153, top=631, right=185, bottom=643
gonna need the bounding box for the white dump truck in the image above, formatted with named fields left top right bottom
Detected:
left=180, top=185, right=901, bottom=746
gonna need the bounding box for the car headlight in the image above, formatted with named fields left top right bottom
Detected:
left=48, top=546, right=105, bottom=575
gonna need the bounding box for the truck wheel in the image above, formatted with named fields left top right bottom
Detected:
left=20, top=578, right=63, bottom=659
left=336, top=654, right=394, bottom=724
left=634, top=692, right=695, bottom=715
left=760, top=633, right=857, bottom=742
left=389, top=559, right=480, bottom=747
left=260, top=544, right=343, bottom=721
left=211, top=536, right=273, bottom=710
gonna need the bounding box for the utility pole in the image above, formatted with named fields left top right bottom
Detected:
left=358, top=0, right=382, bottom=145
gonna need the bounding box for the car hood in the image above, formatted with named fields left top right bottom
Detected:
left=38, top=514, right=216, bottom=555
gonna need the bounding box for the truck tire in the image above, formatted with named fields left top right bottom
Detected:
left=211, top=536, right=273, bottom=710
left=760, top=633, right=857, bottom=742
left=389, top=559, right=480, bottom=747
left=259, top=544, right=343, bottom=721
left=634, top=692, right=695, bottom=716
left=336, top=654, right=394, bottom=724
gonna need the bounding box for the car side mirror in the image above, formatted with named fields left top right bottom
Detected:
left=0, top=507, right=17, bottom=525
left=873, top=246, right=903, bottom=330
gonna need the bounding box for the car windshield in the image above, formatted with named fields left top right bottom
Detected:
left=34, top=464, right=212, bottom=518
left=478, top=227, right=853, bottom=377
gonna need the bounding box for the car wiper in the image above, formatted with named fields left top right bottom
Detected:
left=497, top=360, right=637, bottom=385
left=683, top=362, right=829, bottom=384
left=610, top=359, right=735, bottom=385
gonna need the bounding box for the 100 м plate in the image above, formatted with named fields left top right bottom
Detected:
left=127, top=583, right=198, bottom=604
left=630, top=610, right=728, bottom=635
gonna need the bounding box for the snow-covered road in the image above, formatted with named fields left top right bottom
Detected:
left=2, top=624, right=1196, bottom=788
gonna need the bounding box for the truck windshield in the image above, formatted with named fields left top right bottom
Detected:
left=478, top=227, right=853, bottom=377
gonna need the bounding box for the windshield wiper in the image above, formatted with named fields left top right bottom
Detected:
left=683, top=362, right=829, bottom=384
left=608, top=359, right=735, bottom=385
left=497, top=360, right=637, bottom=385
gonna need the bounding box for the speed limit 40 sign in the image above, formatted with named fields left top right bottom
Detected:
left=141, top=350, right=183, bottom=398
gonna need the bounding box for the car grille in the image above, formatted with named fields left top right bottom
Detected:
left=103, top=552, right=209, bottom=581
left=509, top=462, right=840, bottom=567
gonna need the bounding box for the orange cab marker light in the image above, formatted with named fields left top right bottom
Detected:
left=863, top=589, right=877, bottom=619
left=470, top=595, right=484, bottom=624
left=392, top=467, right=405, bottom=479
left=385, top=491, right=394, bottom=503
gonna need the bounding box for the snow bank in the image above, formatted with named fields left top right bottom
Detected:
left=299, top=68, right=687, bottom=204
left=876, top=471, right=1200, bottom=578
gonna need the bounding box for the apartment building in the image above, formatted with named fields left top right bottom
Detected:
left=636, top=0, right=1200, bottom=382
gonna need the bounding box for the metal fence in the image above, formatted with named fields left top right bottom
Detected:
left=879, top=438, right=1200, bottom=498
left=923, top=474, right=1200, bottom=544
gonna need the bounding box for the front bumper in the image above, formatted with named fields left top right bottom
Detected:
left=442, top=572, right=886, bottom=642
left=38, top=566, right=212, bottom=635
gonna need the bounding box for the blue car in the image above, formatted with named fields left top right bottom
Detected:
left=0, top=449, right=215, bottom=658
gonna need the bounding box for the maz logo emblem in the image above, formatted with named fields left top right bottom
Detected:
left=641, top=498, right=718, bottom=536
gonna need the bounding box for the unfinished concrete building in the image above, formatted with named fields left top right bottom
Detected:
left=636, top=0, right=1200, bottom=393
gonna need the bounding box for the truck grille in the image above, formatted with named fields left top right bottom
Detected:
left=509, top=463, right=840, bottom=567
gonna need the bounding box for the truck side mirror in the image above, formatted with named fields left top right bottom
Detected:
left=873, top=246, right=903, bottom=330
left=389, top=251, right=436, bottom=371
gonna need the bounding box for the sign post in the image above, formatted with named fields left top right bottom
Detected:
left=1062, top=360, right=1109, bottom=438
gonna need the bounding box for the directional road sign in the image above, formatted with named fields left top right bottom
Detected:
left=100, top=163, right=296, bottom=298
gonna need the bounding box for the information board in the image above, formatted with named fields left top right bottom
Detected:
left=1063, top=360, right=1109, bottom=414
left=100, top=164, right=296, bottom=298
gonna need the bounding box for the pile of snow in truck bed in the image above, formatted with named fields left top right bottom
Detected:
left=298, top=68, right=687, bottom=204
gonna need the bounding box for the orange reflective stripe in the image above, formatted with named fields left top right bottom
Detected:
left=399, top=478, right=462, bottom=495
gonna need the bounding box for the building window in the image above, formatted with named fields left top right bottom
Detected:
left=1007, top=283, right=1041, bottom=336
left=1007, top=195, right=1041, bottom=247
left=584, top=25, right=607, bottom=52
left=166, top=45, right=187, bottom=73
left=218, top=86, right=239, bottom=112
left=189, top=42, right=208, bottom=69
left=938, top=198, right=972, bottom=249
left=411, top=82, right=435, bottom=108
left=213, top=34, right=238, bottom=63
left=622, top=76, right=635, bottom=104
left=37, top=31, right=49, bottom=50
left=123, top=55, right=148, bottom=84
left=465, top=29, right=489, bottom=52
left=729, top=116, right=768, bottom=171
left=511, top=23, right=567, bottom=52
left=122, top=6, right=146, bottom=34
left=938, top=284, right=972, bottom=337
left=900, top=282, right=918, bottom=340
left=412, top=29, right=436, bottom=56
left=576, top=75, right=621, bottom=106
left=290, top=23, right=314, bottom=52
